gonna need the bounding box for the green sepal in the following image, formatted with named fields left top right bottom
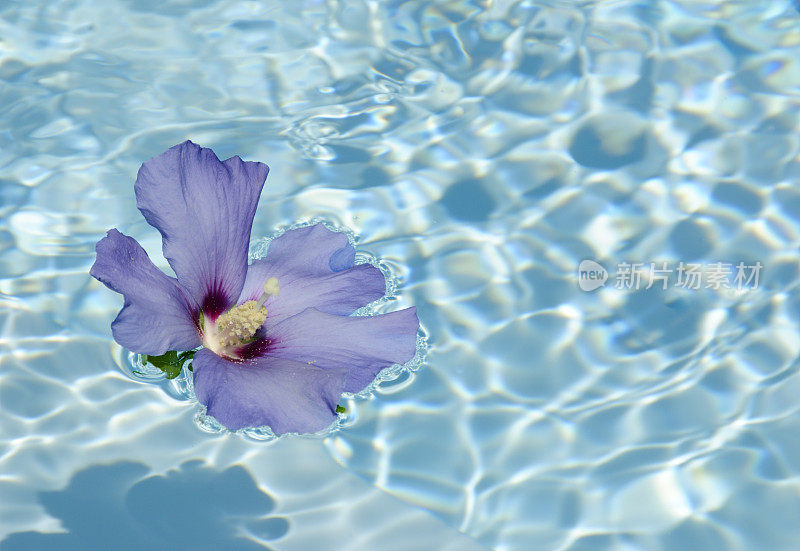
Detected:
left=335, top=405, right=346, bottom=414
left=143, top=350, right=196, bottom=379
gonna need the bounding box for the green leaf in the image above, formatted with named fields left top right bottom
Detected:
left=178, top=350, right=196, bottom=372
left=143, top=350, right=192, bottom=379
left=335, top=405, right=346, bottom=414
left=177, top=350, right=196, bottom=363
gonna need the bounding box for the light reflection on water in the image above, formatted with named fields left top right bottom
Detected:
left=2, top=0, right=800, bottom=550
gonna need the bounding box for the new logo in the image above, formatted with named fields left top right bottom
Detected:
left=578, top=259, right=608, bottom=291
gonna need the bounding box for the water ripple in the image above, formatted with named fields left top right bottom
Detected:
left=3, top=0, right=800, bottom=550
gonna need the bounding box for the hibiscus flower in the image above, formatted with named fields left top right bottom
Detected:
left=91, top=141, right=419, bottom=435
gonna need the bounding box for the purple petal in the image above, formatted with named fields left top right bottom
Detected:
left=90, top=229, right=201, bottom=355
left=239, top=263, right=386, bottom=329
left=135, top=141, right=269, bottom=318
left=256, top=224, right=356, bottom=277
left=265, top=307, right=419, bottom=393
left=192, top=349, right=345, bottom=434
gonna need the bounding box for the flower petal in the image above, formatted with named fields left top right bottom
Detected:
left=192, top=349, right=345, bottom=434
left=265, top=307, right=419, bottom=393
left=135, top=141, right=269, bottom=318
left=90, top=229, right=201, bottom=355
left=239, top=263, right=386, bottom=329
left=255, top=223, right=356, bottom=278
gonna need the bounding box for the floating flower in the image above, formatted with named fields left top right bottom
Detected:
left=91, top=141, right=419, bottom=435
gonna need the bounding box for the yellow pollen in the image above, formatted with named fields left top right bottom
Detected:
left=258, top=277, right=280, bottom=304
left=215, top=300, right=268, bottom=347
left=264, top=277, right=280, bottom=297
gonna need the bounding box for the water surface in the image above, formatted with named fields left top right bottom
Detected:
left=2, top=1, right=800, bottom=549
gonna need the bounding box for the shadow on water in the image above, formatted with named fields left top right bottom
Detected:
left=0, top=460, right=288, bottom=551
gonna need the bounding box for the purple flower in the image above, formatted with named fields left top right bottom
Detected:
left=90, top=141, right=419, bottom=435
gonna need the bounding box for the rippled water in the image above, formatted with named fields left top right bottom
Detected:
left=3, top=1, right=800, bottom=550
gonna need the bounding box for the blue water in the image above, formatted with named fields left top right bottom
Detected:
left=2, top=1, right=800, bottom=549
